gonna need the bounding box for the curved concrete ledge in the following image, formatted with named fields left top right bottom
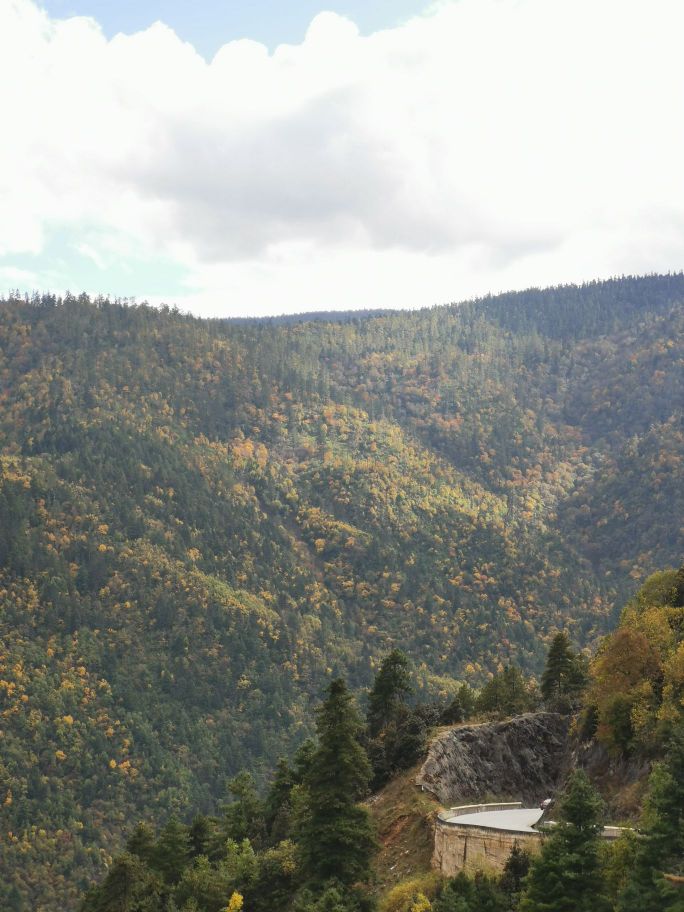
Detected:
left=437, top=803, right=539, bottom=836
left=434, top=812, right=542, bottom=877
left=433, top=803, right=628, bottom=876
left=445, top=802, right=523, bottom=818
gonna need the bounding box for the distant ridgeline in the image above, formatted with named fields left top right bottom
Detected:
left=222, top=307, right=400, bottom=325
left=0, top=273, right=683, bottom=909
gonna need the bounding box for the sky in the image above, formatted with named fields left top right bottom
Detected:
left=2, top=0, right=684, bottom=317
left=38, top=1, right=428, bottom=58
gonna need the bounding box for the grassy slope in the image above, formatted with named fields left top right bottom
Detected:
left=368, top=763, right=440, bottom=899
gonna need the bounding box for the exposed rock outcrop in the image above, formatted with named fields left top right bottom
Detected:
left=572, top=737, right=651, bottom=819
left=417, top=712, right=570, bottom=806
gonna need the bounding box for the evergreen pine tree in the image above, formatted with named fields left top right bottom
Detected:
left=188, top=814, right=214, bottom=858
left=470, top=871, right=507, bottom=912
left=541, top=633, right=573, bottom=703
left=153, top=818, right=191, bottom=885
left=442, top=684, right=478, bottom=725
left=80, top=852, right=160, bottom=912
left=520, top=770, right=610, bottom=912
left=299, top=678, right=377, bottom=887
left=499, top=843, right=531, bottom=908
left=477, top=665, right=535, bottom=717
left=220, top=771, right=266, bottom=849
left=367, top=649, right=412, bottom=737
left=293, top=739, right=317, bottom=784
left=541, top=632, right=587, bottom=710
left=618, top=727, right=684, bottom=912
left=265, top=758, right=296, bottom=842
left=5, top=885, right=26, bottom=912
left=126, top=821, right=156, bottom=865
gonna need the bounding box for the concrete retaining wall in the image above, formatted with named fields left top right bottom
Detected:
left=433, top=803, right=542, bottom=877
left=433, top=803, right=630, bottom=877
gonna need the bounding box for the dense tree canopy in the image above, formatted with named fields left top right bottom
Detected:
left=1, top=275, right=683, bottom=907
left=520, top=771, right=610, bottom=912
left=586, top=567, right=684, bottom=756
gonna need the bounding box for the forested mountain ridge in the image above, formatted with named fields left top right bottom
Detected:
left=72, top=567, right=684, bottom=912
left=0, top=274, right=683, bottom=909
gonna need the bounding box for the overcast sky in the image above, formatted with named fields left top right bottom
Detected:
left=2, top=0, right=684, bottom=317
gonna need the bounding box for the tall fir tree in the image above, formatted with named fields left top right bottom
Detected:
left=367, top=649, right=413, bottom=737
left=292, top=739, right=317, bottom=783
left=441, top=683, right=478, bottom=725
left=219, top=771, right=266, bottom=850
left=126, top=821, right=156, bottom=866
left=499, top=842, right=532, bottom=908
left=618, top=727, right=684, bottom=912
left=541, top=632, right=571, bottom=702
left=476, top=665, right=536, bottom=717
left=520, top=770, right=610, bottom=912
left=299, top=678, right=377, bottom=888
left=153, top=817, right=191, bottom=886
left=80, top=853, right=160, bottom=912
left=541, top=632, right=587, bottom=710
left=188, top=814, right=214, bottom=858
left=265, top=757, right=296, bottom=843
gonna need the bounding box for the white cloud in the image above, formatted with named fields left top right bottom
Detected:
left=1, top=0, right=684, bottom=315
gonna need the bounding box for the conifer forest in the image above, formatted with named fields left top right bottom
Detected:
left=1, top=275, right=684, bottom=910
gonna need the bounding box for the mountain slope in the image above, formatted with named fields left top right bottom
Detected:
left=0, top=274, right=683, bottom=909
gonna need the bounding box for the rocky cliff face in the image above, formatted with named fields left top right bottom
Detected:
left=572, top=737, right=651, bottom=819
left=417, top=712, right=570, bottom=806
